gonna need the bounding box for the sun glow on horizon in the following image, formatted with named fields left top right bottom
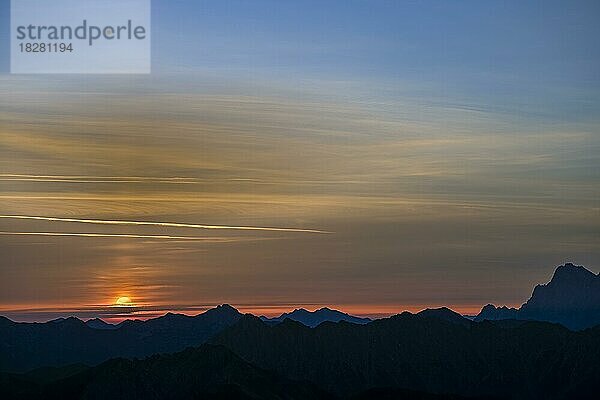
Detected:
left=114, top=296, right=135, bottom=307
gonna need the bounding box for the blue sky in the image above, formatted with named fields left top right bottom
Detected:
left=150, top=1, right=600, bottom=105
left=0, top=0, right=8, bottom=71
left=3, top=0, right=599, bottom=106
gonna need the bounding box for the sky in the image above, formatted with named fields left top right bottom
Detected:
left=0, top=0, right=599, bottom=322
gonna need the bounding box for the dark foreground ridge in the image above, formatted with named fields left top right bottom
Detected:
left=1, top=315, right=598, bottom=400
left=0, top=344, right=331, bottom=400
left=209, top=314, right=599, bottom=399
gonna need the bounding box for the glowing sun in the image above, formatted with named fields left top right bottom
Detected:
left=114, top=296, right=135, bottom=307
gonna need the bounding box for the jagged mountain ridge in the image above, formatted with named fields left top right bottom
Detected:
left=475, top=263, right=600, bottom=329
left=416, top=307, right=469, bottom=326
left=260, top=307, right=371, bottom=327
left=0, top=304, right=242, bottom=372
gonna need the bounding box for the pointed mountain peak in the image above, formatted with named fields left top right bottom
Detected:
left=418, top=306, right=459, bottom=315
left=49, top=316, right=85, bottom=327
left=551, top=263, right=596, bottom=282
left=200, top=304, right=241, bottom=317
left=212, top=304, right=241, bottom=314
left=417, top=307, right=468, bottom=325
left=290, top=308, right=310, bottom=314
left=477, top=263, right=600, bottom=330
left=263, top=306, right=371, bottom=327
left=316, top=307, right=333, bottom=312
left=193, top=304, right=243, bottom=325
left=217, top=303, right=238, bottom=311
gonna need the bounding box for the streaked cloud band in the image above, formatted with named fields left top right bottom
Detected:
left=0, top=231, right=247, bottom=241
left=0, top=215, right=331, bottom=234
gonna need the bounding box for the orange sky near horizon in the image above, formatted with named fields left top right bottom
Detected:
left=0, top=301, right=499, bottom=324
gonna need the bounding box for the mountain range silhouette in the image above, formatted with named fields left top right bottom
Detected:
left=475, top=263, right=600, bottom=329
left=0, top=263, right=598, bottom=399
left=260, top=307, right=372, bottom=327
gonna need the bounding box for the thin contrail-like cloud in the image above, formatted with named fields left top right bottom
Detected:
left=0, top=232, right=244, bottom=241
left=0, top=174, right=196, bottom=180
left=0, top=174, right=198, bottom=184
left=0, top=174, right=365, bottom=185
left=0, top=215, right=331, bottom=234
left=0, top=178, right=197, bottom=184
left=0, top=174, right=262, bottom=184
